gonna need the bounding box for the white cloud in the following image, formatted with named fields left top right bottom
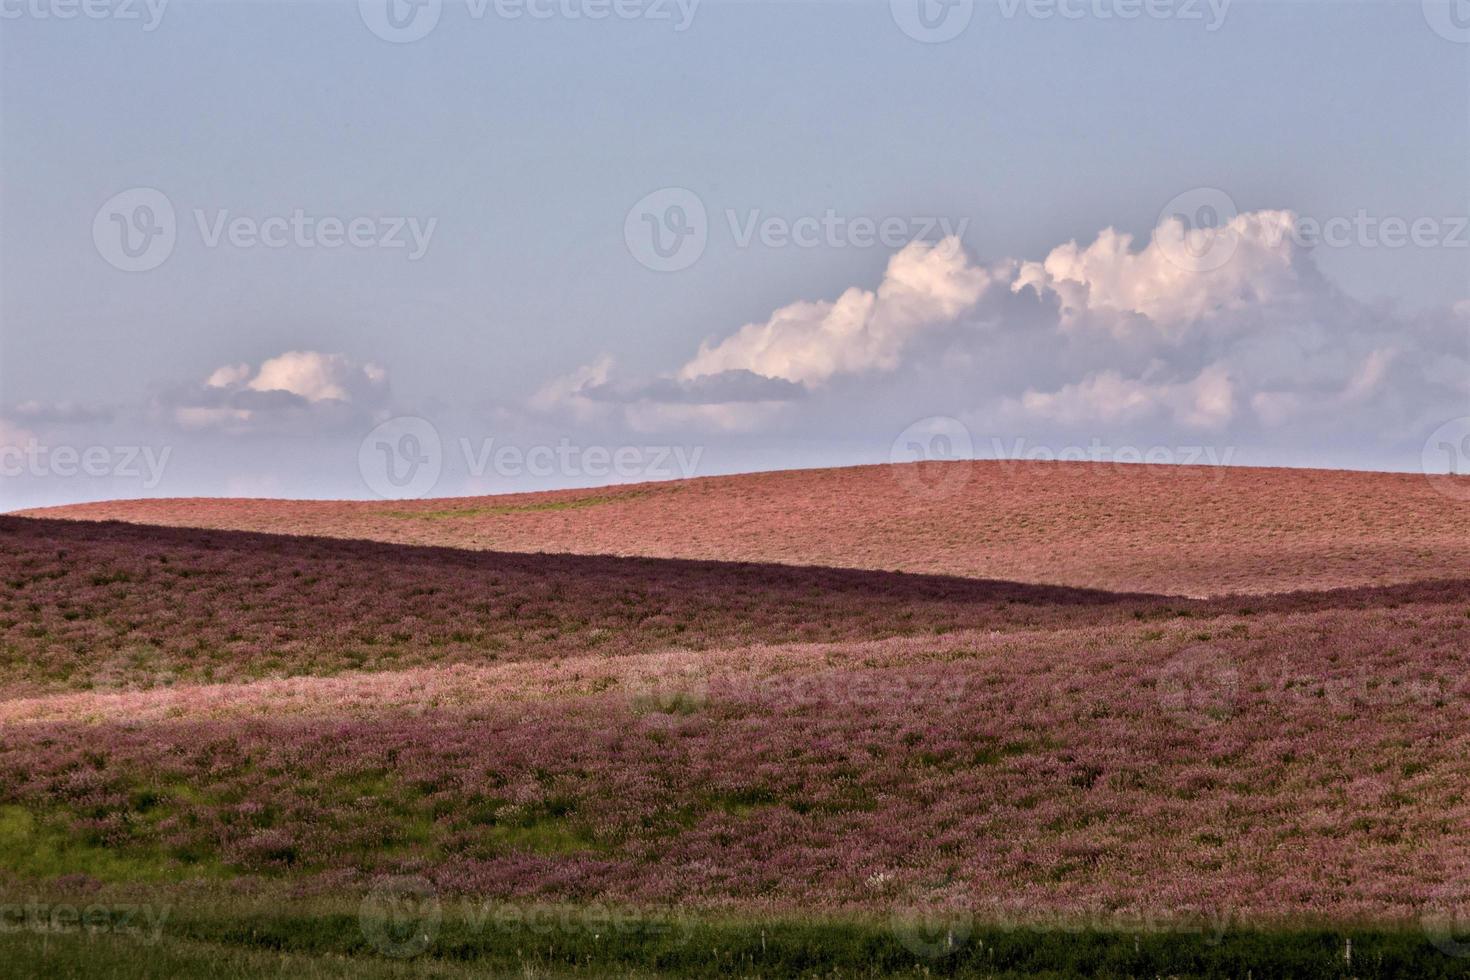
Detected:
left=1009, top=363, right=1236, bottom=431
left=528, top=207, right=1466, bottom=459
left=679, top=237, right=990, bottom=386
left=167, top=351, right=389, bottom=433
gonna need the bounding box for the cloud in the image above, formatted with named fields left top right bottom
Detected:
left=1008, top=364, right=1236, bottom=431
left=582, top=370, right=805, bottom=405
left=530, top=207, right=1468, bottom=456
left=163, top=351, right=389, bottom=434
left=678, top=238, right=991, bottom=386
left=2, top=400, right=112, bottom=425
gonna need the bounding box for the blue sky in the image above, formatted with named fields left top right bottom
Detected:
left=2, top=0, right=1468, bottom=506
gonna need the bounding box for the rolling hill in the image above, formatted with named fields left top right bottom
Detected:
left=19, top=460, right=1470, bottom=595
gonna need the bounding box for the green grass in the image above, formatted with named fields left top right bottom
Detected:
left=1, top=889, right=1468, bottom=978
left=0, top=806, right=222, bottom=883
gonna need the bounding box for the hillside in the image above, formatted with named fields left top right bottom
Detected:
left=19, top=461, right=1470, bottom=596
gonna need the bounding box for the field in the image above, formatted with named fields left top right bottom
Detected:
left=5, top=462, right=1470, bottom=976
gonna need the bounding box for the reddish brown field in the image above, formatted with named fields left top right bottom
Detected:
left=21, top=462, right=1470, bottom=596
left=5, top=462, right=1470, bottom=962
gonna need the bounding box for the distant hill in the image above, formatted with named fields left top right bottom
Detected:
left=19, top=461, right=1470, bottom=595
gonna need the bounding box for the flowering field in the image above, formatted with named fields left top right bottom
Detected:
left=24, top=462, right=1470, bottom=596
left=5, top=464, right=1470, bottom=975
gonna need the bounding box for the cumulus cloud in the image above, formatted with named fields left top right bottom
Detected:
left=163, top=351, right=389, bottom=433
left=679, top=238, right=990, bottom=386
left=530, top=208, right=1468, bottom=455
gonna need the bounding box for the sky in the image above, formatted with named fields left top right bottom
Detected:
left=1, top=0, right=1468, bottom=507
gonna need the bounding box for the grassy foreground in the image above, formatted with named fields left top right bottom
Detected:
left=2, top=893, right=1468, bottom=979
